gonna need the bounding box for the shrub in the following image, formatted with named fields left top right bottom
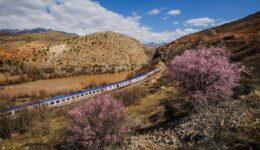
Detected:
left=39, top=89, right=48, bottom=98
left=173, top=97, right=259, bottom=149
left=0, top=114, right=12, bottom=138
left=68, top=94, right=127, bottom=149
left=114, top=85, right=148, bottom=106
left=14, top=109, right=31, bottom=134
left=0, top=109, right=34, bottom=138
left=171, top=46, right=248, bottom=99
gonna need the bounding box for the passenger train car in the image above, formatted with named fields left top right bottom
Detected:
left=0, top=67, right=161, bottom=117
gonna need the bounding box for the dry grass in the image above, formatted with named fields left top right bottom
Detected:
left=0, top=71, right=134, bottom=105
left=127, top=86, right=178, bottom=128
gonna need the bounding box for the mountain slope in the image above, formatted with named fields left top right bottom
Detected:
left=153, top=11, right=260, bottom=75
left=0, top=31, right=148, bottom=82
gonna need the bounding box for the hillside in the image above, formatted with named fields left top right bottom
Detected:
left=143, top=46, right=157, bottom=61
left=153, top=11, right=260, bottom=76
left=0, top=31, right=148, bottom=84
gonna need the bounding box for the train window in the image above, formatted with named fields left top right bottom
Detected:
left=93, top=91, right=95, bottom=94
left=81, top=94, right=84, bottom=96
left=117, top=85, right=119, bottom=87
left=50, top=102, right=55, bottom=105
left=67, top=97, right=71, bottom=101
left=62, top=99, right=65, bottom=102
left=15, top=110, right=20, bottom=114
left=76, top=95, right=79, bottom=98
left=85, top=93, right=88, bottom=95
left=89, top=92, right=92, bottom=94
left=56, top=100, right=60, bottom=104
left=72, top=96, right=75, bottom=99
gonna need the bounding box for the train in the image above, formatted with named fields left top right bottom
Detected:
left=0, top=67, right=161, bottom=117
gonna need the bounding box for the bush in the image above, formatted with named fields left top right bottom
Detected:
left=0, top=114, right=12, bottom=138
left=173, top=96, right=259, bottom=149
left=14, top=109, right=31, bottom=134
left=39, top=89, right=48, bottom=98
left=114, top=85, right=148, bottom=106
left=0, top=109, right=33, bottom=138
left=68, top=94, right=127, bottom=149
left=171, top=46, right=248, bottom=100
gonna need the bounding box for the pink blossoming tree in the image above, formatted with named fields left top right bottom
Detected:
left=68, top=94, right=127, bottom=149
left=171, top=46, right=247, bottom=99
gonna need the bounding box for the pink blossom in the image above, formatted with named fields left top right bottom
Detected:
left=171, top=46, right=248, bottom=99
left=68, top=94, right=127, bottom=148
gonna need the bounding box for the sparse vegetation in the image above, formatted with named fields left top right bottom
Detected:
left=0, top=109, right=41, bottom=139
left=0, top=31, right=148, bottom=84
left=114, top=85, right=148, bottom=106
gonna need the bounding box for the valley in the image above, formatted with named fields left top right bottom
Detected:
left=0, top=1, right=259, bottom=149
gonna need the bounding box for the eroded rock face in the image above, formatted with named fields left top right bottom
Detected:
left=153, top=11, right=260, bottom=74
left=0, top=31, right=148, bottom=78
